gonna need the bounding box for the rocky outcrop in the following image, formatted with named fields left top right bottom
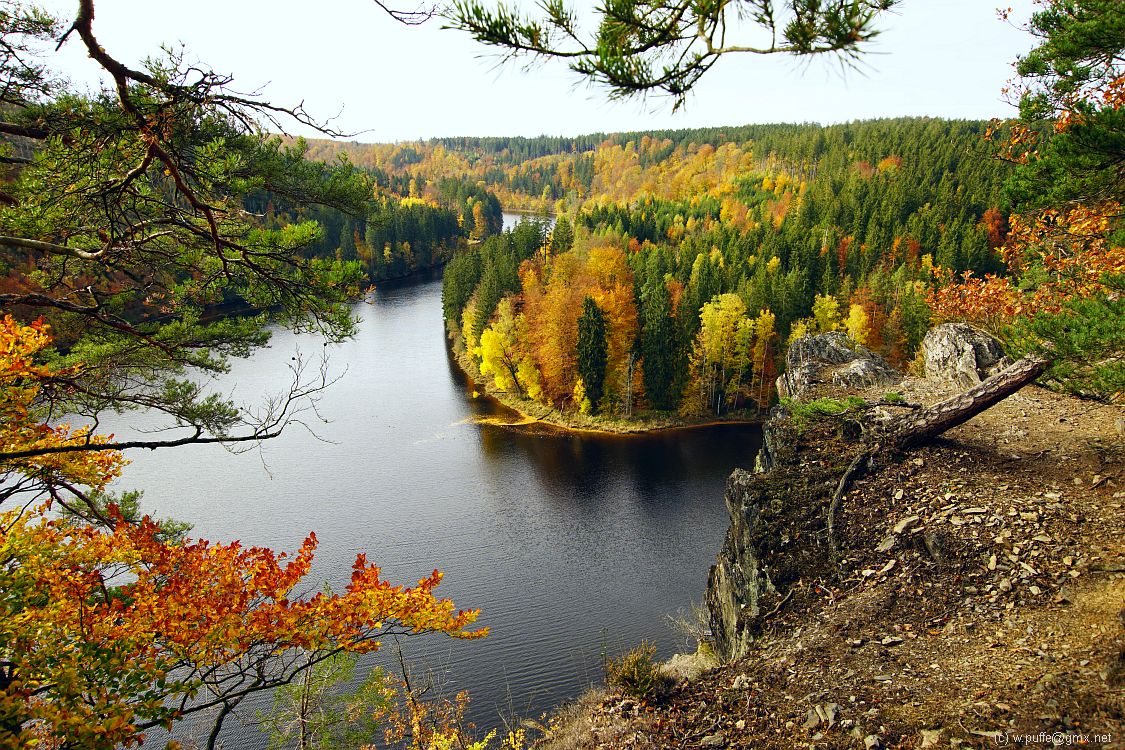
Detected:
left=922, top=323, right=1010, bottom=387
left=706, top=471, right=777, bottom=661
left=776, top=332, right=900, bottom=400
left=707, top=429, right=840, bottom=661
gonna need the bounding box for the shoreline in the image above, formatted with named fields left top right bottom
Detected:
left=450, top=338, right=764, bottom=436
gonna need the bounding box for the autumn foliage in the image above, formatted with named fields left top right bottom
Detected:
left=0, top=318, right=483, bottom=747
left=928, top=1, right=1123, bottom=397
left=0, top=316, right=126, bottom=488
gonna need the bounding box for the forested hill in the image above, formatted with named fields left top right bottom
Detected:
left=302, top=118, right=1009, bottom=217
left=357, top=118, right=1015, bottom=424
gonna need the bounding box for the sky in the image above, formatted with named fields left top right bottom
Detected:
left=40, top=0, right=1040, bottom=143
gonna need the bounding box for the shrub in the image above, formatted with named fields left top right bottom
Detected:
left=604, top=641, right=672, bottom=701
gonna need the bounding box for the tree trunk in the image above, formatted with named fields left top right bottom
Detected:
left=883, top=353, right=1050, bottom=451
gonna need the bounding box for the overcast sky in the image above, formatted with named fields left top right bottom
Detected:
left=40, top=0, right=1039, bottom=143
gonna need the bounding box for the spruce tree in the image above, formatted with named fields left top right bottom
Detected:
left=577, top=296, right=608, bottom=412
left=641, top=278, right=676, bottom=410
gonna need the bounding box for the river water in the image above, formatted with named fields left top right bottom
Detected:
left=109, top=231, right=760, bottom=745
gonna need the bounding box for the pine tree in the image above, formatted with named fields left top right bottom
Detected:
left=577, top=297, right=609, bottom=412
left=641, top=276, right=677, bottom=410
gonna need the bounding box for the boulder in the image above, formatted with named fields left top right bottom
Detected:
left=776, top=332, right=901, bottom=400
left=922, top=323, right=1010, bottom=386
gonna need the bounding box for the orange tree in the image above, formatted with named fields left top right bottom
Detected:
left=929, top=0, right=1123, bottom=398
left=0, top=1, right=483, bottom=746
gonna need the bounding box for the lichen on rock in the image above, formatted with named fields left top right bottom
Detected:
left=922, top=322, right=1011, bottom=386
left=776, top=332, right=900, bottom=399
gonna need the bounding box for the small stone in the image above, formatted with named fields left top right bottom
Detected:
left=700, top=733, right=726, bottom=747
left=848, top=638, right=865, bottom=648
left=920, top=729, right=942, bottom=748
left=1032, top=534, right=1052, bottom=543
left=988, top=554, right=997, bottom=571
left=876, top=535, right=896, bottom=553
left=873, top=674, right=893, bottom=682
left=1029, top=585, right=1042, bottom=595
left=998, top=578, right=1012, bottom=592
left=881, top=636, right=904, bottom=646
left=962, top=507, right=988, bottom=515
left=894, top=515, right=922, bottom=534
left=1063, top=556, right=1075, bottom=566
left=803, top=708, right=821, bottom=729
left=735, top=719, right=746, bottom=731
left=865, top=734, right=883, bottom=750
left=894, top=489, right=904, bottom=501
left=1020, top=512, right=1040, bottom=522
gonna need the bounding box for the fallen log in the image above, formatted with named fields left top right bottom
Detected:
left=882, top=353, right=1050, bottom=450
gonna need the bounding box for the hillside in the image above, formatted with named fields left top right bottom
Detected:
left=536, top=370, right=1124, bottom=748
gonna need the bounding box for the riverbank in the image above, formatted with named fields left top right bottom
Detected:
left=450, top=337, right=763, bottom=436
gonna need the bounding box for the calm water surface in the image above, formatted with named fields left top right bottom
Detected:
left=112, top=270, right=760, bottom=745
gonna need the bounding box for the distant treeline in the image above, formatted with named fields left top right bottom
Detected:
left=251, top=149, right=502, bottom=281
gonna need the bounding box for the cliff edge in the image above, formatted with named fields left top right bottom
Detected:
left=539, top=333, right=1124, bottom=749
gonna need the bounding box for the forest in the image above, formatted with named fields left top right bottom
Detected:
left=1, top=0, right=1120, bottom=745
left=406, top=118, right=1015, bottom=418
left=248, top=142, right=502, bottom=283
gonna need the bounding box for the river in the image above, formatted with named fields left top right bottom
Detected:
left=108, top=226, right=761, bottom=746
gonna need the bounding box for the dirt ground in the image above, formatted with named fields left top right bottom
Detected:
left=532, top=380, right=1125, bottom=750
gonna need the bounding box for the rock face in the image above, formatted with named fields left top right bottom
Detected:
left=776, top=332, right=900, bottom=399
left=710, top=333, right=895, bottom=661
left=922, top=323, right=1010, bottom=386
left=706, top=470, right=777, bottom=661
left=706, top=427, right=837, bottom=661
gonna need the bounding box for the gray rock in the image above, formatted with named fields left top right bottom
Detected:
left=922, top=323, right=1011, bottom=386
left=700, top=733, right=726, bottom=747
left=865, top=734, right=884, bottom=750
left=776, top=332, right=900, bottom=399
left=893, top=515, right=921, bottom=534
left=706, top=470, right=779, bottom=660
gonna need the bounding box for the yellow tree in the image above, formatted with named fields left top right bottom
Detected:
left=811, top=294, right=843, bottom=332
left=845, top=303, right=870, bottom=345
left=751, top=309, right=778, bottom=411
left=478, top=297, right=527, bottom=396
left=685, top=294, right=754, bottom=415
